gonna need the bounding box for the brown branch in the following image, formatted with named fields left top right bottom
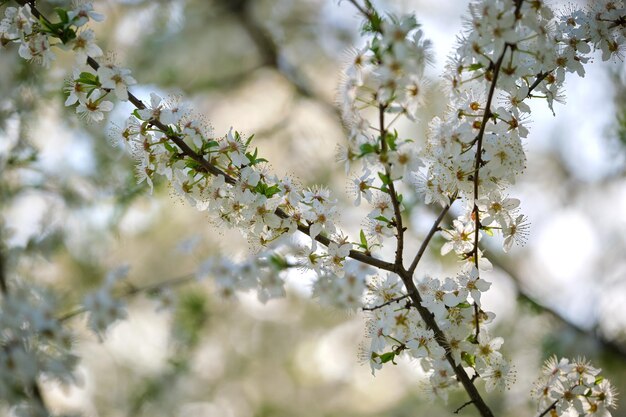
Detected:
left=407, top=198, right=455, bottom=275
left=362, top=293, right=410, bottom=311
left=87, top=56, right=398, bottom=273
left=25, top=3, right=496, bottom=416
left=469, top=40, right=511, bottom=343
left=471, top=46, right=508, bottom=267
left=396, top=267, right=495, bottom=417
left=453, top=400, right=474, bottom=414
left=527, top=71, right=551, bottom=95
left=378, top=104, right=405, bottom=269
left=90, top=56, right=398, bottom=272
left=536, top=400, right=557, bottom=417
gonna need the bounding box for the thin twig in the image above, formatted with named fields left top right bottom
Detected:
left=453, top=400, right=474, bottom=414
left=378, top=104, right=405, bottom=269
left=23, top=3, right=496, bottom=416
left=527, top=71, right=551, bottom=95
left=362, top=293, right=410, bottom=311
left=396, top=268, right=495, bottom=417
left=407, top=198, right=454, bottom=274
left=80, top=55, right=397, bottom=273
left=537, top=400, right=558, bottom=417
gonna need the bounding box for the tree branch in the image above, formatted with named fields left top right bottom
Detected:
left=83, top=57, right=397, bottom=273
left=407, top=198, right=455, bottom=275
left=536, top=400, right=557, bottom=417
left=362, top=293, right=410, bottom=311
left=378, top=104, right=405, bottom=269
left=396, top=268, right=495, bottom=417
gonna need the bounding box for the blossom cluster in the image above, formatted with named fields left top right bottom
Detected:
left=532, top=356, right=617, bottom=417
left=361, top=263, right=503, bottom=398
left=0, top=0, right=624, bottom=416
left=0, top=3, right=103, bottom=67
left=337, top=0, right=625, bottom=403
left=363, top=267, right=515, bottom=397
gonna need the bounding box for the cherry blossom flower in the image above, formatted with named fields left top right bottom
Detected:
left=97, top=64, right=136, bottom=101
left=76, top=89, right=113, bottom=122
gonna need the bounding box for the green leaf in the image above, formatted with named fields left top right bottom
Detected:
left=374, top=215, right=391, bottom=224
left=468, top=63, right=483, bottom=71
left=462, top=352, right=476, bottom=367
left=377, top=171, right=390, bottom=186
left=359, top=142, right=378, bottom=156
left=269, top=254, right=289, bottom=270
left=386, top=131, right=398, bottom=151
left=359, top=229, right=368, bottom=249
left=55, top=8, right=69, bottom=24
left=361, top=9, right=383, bottom=34
left=483, top=227, right=494, bottom=237
left=77, top=72, right=100, bottom=86
left=378, top=351, right=396, bottom=364
left=163, top=141, right=176, bottom=154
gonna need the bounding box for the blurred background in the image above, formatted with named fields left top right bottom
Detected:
left=1, top=0, right=626, bottom=416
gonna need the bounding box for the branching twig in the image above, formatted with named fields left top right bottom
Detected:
left=80, top=58, right=396, bottom=273
left=362, top=293, right=410, bottom=311
left=537, top=400, right=558, bottom=417
left=407, top=197, right=455, bottom=275
left=395, top=269, right=496, bottom=417
left=453, top=400, right=474, bottom=414
left=378, top=104, right=405, bottom=269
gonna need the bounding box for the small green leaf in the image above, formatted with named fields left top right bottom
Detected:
left=379, top=351, right=396, bottom=364
left=374, top=215, right=391, bottom=224
left=264, top=184, right=281, bottom=198
left=359, top=230, right=368, bottom=249
left=468, top=63, right=483, bottom=71
left=462, top=352, right=476, bottom=367
left=55, top=8, right=69, bottom=24
left=377, top=171, right=390, bottom=185
left=269, top=254, right=289, bottom=270
left=77, top=72, right=99, bottom=86
left=359, top=143, right=377, bottom=156
left=385, top=131, right=398, bottom=151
